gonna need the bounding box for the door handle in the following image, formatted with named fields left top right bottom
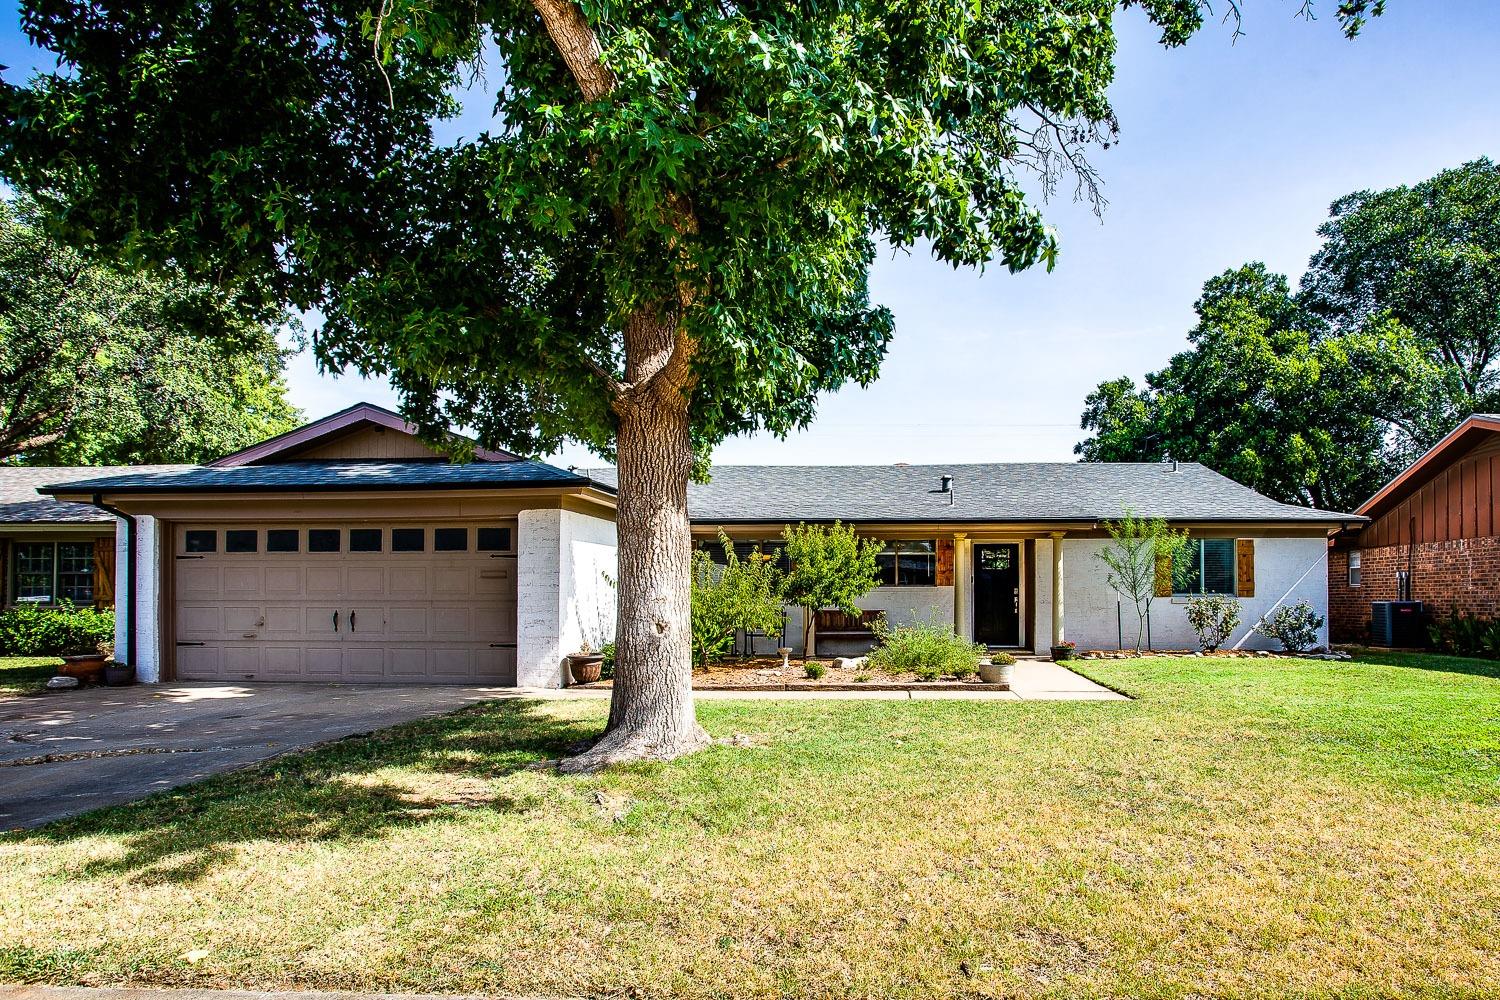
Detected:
left=350, top=610, right=357, bottom=632
left=332, top=610, right=339, bottom=633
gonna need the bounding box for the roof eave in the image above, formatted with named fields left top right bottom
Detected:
left=1356, top=414, right=1500, bottom=520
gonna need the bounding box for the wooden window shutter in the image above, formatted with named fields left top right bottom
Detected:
left=1153, top=551, right=1173, bottom=598
left=935, top=539, right=955, bottom=586
left=94, top=536, right=116, bottom=607
left=1235, top=538, right=1255, bottom=598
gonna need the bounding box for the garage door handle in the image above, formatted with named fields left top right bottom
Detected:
left=349, top=611, right=357, bottom=632
left=176, top=641, right=206, bottom=647
left=332, top=610, right=339, bottom=633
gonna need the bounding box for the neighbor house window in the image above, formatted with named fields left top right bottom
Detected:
left=12, top=541, right=94, bottom=605
left=877, top=540, right=937, bottom=587
left=1348, top=550, right=1362, bottom=588
left=1177, top=538, right=1235, bottom=596
left=696, top=539, right=790, bottom=572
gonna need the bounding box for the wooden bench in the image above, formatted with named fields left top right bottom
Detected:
left=812, top=609, right=882, bottom=654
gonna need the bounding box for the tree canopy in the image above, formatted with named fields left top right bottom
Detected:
left=1302, top=157, right=1500, bottom=406
left=0, top=197, right=301, bottom=465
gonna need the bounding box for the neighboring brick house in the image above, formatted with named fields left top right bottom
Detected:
left=1329, top=414, right=1500, bottom=642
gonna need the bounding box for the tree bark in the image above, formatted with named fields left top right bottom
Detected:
left=558, top=309, right=709, bottom=772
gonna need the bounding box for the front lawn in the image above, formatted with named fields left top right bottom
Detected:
left=2, top=652, right=1497, bottom=998
left=0, top=656, right=61, bottom=697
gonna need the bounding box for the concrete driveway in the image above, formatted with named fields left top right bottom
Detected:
left=0, top=683, right=510, bottom=829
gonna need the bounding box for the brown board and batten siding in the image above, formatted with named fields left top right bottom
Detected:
left=1357, top=434, right=1500, bottom=548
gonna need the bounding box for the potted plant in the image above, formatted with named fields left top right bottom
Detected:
left=59, top=640, right=108, bottom=683
left=568, top=640, right=605, bottom=684
left=102, top=659, right=136, bottom=687
left=978, top=651, right=1016, bottom=686
left=1049, top=640, right=1076, bottom=662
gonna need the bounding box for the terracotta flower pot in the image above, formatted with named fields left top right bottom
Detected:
left=568, top=653, right=604, bottom=684
left=60, top=653, right=107, bottom=684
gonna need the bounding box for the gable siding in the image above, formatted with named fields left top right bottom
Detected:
left=289, top=427, right=443, bottom=462
left=1364, top=436, right=1500, bottom=548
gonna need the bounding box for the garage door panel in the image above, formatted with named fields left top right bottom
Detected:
left=175, top=522, right=519, bottom=685
left=265, top=567, right=303, bottom=597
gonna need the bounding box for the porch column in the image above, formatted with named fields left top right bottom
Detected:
left=1050, top=531, right=1066, bottom=649
left=952, top=533, right=969, bottom=640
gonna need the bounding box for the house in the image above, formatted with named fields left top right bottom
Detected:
left=1328, top=414, right=1500, bottom=642
left=13, top=402, right=1353, bottom=687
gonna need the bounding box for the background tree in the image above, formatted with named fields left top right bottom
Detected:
left=0, top=1, right=1380, bottom=766
left=1302, top=158, right=1500, bottom=406
left=1077, top=263, right=1459, bottom=510
left=0, top=198, right=300, bottom=465
left=1095, top=511, right=1189, bottom=652
left=780, top=522, right=882, bottom=660
left=689, top=534, right=786, bottom=669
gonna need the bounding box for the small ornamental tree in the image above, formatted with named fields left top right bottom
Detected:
left=781, top=523, right=882, bottom=660
left=689, top=533, right=786, bottom=669
left=1185, top=594, right=1241, bottom=652
left=0, top=0, right=1381, bottom=767
left=1095, top=510, right=1190, bottom=651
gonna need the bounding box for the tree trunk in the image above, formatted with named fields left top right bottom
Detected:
left=559, top=314, right=709, bottom=772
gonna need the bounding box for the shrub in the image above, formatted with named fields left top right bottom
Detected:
left=853, top=673, right=871, bottom=683
left=599, top=641, right=617, bottom=680
left=690, top=532, right=787, bottom=668
left=804, top=662, right=826, bottom=680
left=1427, top=607, right=1500, bottom=658
left=868, top=607, right=984, bottom=680
left=950, top=659, right=976, bottom=680
left=987, top=651, right=1016, bottom=666
left=0, top=601, right=114, bottom=657
left=1185, top=594, right=1241, bottom=652
left=1253, top=600, right=1325, bottom=653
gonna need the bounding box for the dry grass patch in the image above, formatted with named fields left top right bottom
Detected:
left=2, top=654, right=1498, bottom=998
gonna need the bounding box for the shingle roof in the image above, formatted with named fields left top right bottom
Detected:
left=40, top=460, right=599, bottom=496
left=0, top=466, right=193, bottom=524
left=586, top=463, right=1357, bottom=524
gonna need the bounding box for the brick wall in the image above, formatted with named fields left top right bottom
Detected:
left=1329, top=535, right=1500, bottom=642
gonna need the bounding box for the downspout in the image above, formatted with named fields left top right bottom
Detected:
left=92, top=493, right=137, bottom=666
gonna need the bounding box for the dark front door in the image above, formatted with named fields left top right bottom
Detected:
left=974, top=543, right=1021, bottom=647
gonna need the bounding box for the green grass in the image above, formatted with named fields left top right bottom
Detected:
left=0, top=656, right=61, bottom=697
left=3, top=651, right=1499, bottom=998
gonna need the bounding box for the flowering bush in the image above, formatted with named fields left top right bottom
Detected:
left=1185, top=594, right=1241, bottom=652
left=1253, top=601, right=1325, bottom=653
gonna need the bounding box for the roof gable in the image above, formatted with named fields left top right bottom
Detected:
left=1357, top=414, right=1500, bottom=521
left=208, top=402, right=518, bottom=466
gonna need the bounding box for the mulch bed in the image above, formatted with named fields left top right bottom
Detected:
left=573, top=656, right=1011, bottom=691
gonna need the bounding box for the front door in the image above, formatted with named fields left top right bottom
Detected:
left=974, top=543, right=1021, bottom=647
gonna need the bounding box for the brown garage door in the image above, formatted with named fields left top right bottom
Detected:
left=173, top=522, right=518, bottom=684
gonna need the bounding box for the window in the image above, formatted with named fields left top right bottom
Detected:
left=1347, top=551, right=1362, bottom=588
left=267, top=530, right=299, bottom=552
left=225, top=530, right=258, bottom=553
left=185, top=530, right=217, bottom=553
left=1177, top=538, right=1236, bottom=595
left=695, top=538, right=789, bottom=571
left=308, top=529, right=341, bottom=553
left=877, top=540, right=937, bottom=587
left=11, top=541, right=94, bottom=605
left=434, top=527, right=468, bottom=551
left=392, top=528, right=425, bottom=552
left=477, top=527, right=511, bottom=551
left=349, top=529, right=383, bottom=552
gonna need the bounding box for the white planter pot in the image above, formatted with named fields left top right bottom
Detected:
left=977, top=660, right=1013, bottom=686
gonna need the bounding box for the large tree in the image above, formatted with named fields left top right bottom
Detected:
left=0, top=1, right=1380, bottom=767
left=1077, top=263, right=1457, bottom=511
left=1302, top=157, right=1500, bottom=406
left=0, top=197, right=300, bottom=465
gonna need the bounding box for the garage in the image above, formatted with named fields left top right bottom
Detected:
left=173, top=522, right=519, bottom=684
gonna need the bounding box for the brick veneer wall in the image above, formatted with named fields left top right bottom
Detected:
left=1329, top=535, right=1500, bottom=642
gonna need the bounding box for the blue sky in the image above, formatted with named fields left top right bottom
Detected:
left=5, top=2, right=1499, bottom=468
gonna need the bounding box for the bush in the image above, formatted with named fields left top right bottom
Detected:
left=950, top=659, right=976, bottom=680
left=804, top=662, right=826, bottom=680
left=1427, top=607, right=1500, bottom=658
left=1185, top=594, right=1241, bottom=652
left=987, top=651, right=1016, bottom=666
left=1253, top=600, right=1325, bottom=653
left=853, top=673, right=871, bottom=683
left=0, top=601, right=114, bottom=657
left=868, top=607, right=984, bottom=680
left=599, top=642, right=616, bottom=680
